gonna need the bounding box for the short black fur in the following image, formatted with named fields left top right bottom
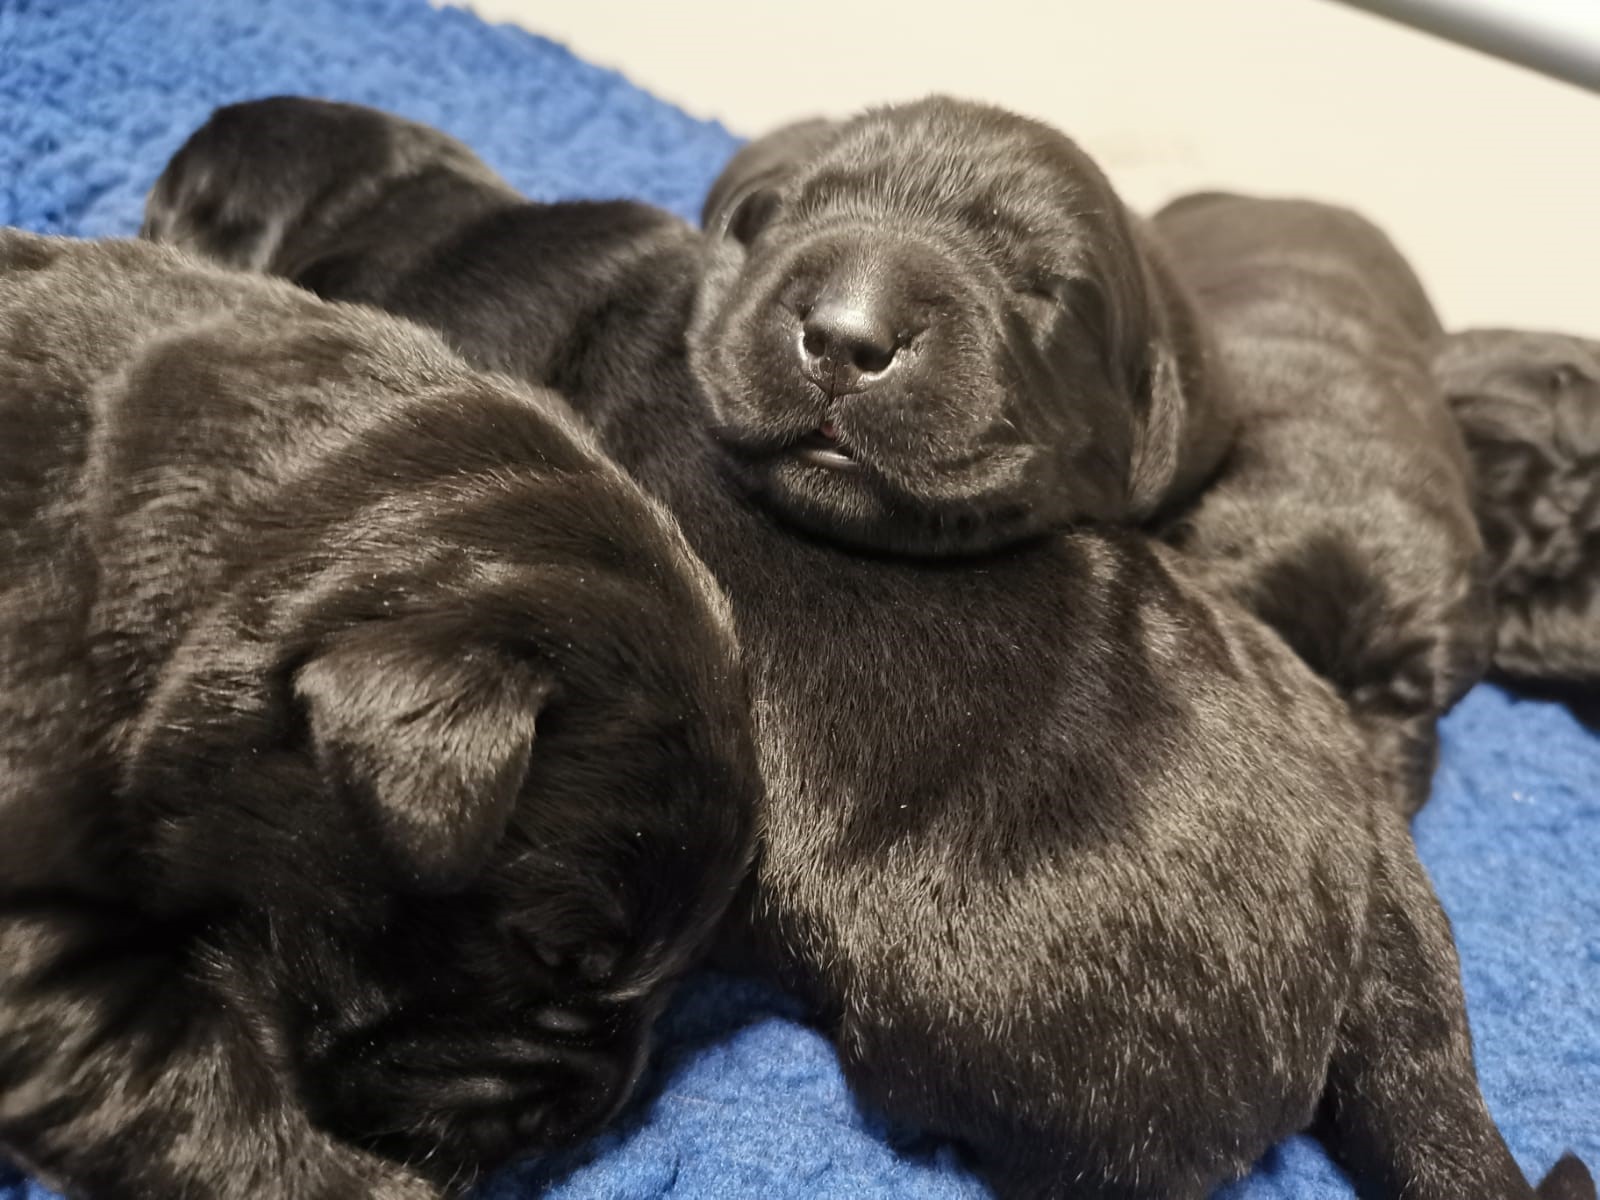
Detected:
left=0, top=231, right=759, bottom=1198
left=142, top=97, right=1592, bottom=1200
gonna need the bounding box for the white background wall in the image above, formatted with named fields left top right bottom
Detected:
left=451, top=0, right=1600, bottom=336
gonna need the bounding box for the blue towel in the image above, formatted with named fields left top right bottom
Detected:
left=2, top=2, right=1595, bottom=1196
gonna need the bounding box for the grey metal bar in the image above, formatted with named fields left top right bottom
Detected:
left=1327, top=0, right=1600, bottom=93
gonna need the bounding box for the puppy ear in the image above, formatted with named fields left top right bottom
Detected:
left=294, top=621, right=553, bottom=892
left=720, top=188, right=782, bottom=246
left=1126, top=239, right=1231, bottom=518
left=1126, top=338, right=1188, bottom=515
left=702, top=117, right=841, bottom=243
left=142, top=106, right=290, bottom=272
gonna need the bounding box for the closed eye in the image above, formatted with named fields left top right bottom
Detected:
left=1547, top=364, right=1590, bottom=392
left=1016, top=275, right=1068, bottom=307
left=1017, top=275, right=1109, bottom=343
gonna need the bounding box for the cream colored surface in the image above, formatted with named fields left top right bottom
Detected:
left=447, top=0, right=1599, bottom=336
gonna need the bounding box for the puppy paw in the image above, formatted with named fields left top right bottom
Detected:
left=1539, top=1154, right=1597, bottom=1200
left=298, top=1021, right=639, bottom=1183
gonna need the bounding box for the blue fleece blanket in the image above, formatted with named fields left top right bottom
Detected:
left=1, top=1, right=1595, bottom=1196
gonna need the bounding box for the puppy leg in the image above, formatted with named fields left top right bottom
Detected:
left=0, top=900, right=444, bottom=1200
left=1352, top=579, right=1494, bottom=817
left=1319, top=830, right=1592, bottom=1199
left=1220, top=530, right=1493, bottom=817
left=1354, top=710, right=1443, bottom=821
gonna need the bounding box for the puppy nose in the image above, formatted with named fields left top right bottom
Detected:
left=801, top=295, right=899, bottom=378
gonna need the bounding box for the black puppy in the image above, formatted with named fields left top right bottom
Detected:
left=0, top=230, right=759, bottom=1198
left=1434, top=329, right=1600, bottom=710
left=702, top=112, right=1491, bottom=818
left=1150, top=193, right=1493, bottom=814
left=144, top=97, right=1591, bottom=1200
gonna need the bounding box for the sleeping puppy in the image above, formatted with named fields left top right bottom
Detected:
left=0, top=230, right=759, bottom=1198
left=1433, top=329, right=1600, bottom=712
left=1149, top=193, right=1493, bottom=815
left=144, top=97, right=1592, bottom=1200
left=702, top=110, right=1490, bottom=818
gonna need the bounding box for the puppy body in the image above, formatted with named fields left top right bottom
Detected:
left=1151, top=194, right=1493, bottom=814
left=0, top=231, right=758, bottom=1197
left=143, top=99, right=1591, bottom=1200
left=1433, top=329, right=1600, bottom=704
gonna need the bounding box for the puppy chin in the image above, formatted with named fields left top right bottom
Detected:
left=723, top=447, right=1044, bottom=558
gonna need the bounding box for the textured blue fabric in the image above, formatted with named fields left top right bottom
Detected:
left=1, top=1, right=1595, bottom=1196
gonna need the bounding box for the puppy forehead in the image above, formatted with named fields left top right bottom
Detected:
left=788, top=101, right=1109, bottom=248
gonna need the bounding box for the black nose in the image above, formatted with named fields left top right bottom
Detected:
left=801, top=294, right=899, bottom=379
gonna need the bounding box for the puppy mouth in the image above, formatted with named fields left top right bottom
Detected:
left=792, top=421, right=860, bottom=471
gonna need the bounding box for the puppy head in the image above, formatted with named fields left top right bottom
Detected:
left=131, top=598, right=758, bottom=1180
left=142, top=96, right=509, bottom=278
left=690, top=97, right=1207, bottom=556
left=1434, top=328, right=1600, bottom=584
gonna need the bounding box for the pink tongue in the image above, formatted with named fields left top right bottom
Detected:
left=818, top=420, right=841, bottom=442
